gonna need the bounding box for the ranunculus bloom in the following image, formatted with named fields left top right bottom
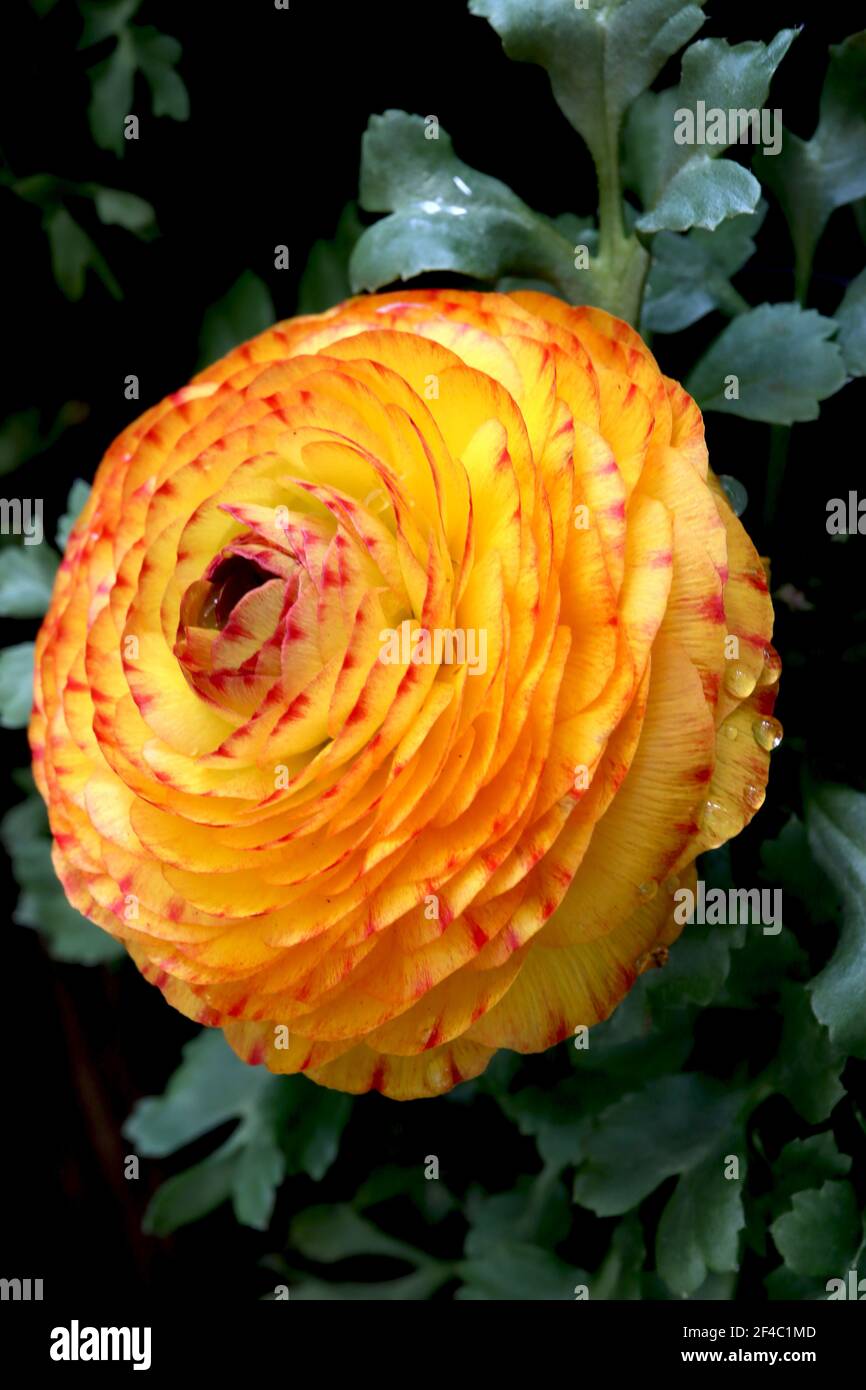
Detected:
left=30, top=290, right=781, bottom=1099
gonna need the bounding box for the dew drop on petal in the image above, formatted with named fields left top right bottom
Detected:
left=753, top=716, right=783, bottom=752
left=718, top=474, right=748, bottom=517
left=757, top=644, right=782, bottom=687
left=638, top=880, right=658, bottom=900
left=724, top=662, right=758, bottom=699
left=744, top=783, right=766, bottom=811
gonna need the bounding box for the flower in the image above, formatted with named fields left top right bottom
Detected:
left=30, top=289, right=781, bottom=1099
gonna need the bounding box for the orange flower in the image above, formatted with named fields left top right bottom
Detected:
left=30, top=290, right=781, bottom=1099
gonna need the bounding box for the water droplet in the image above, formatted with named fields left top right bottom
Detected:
left=664, top=875, right=679, bottom=894
left=701, top=798, right=739, bottom=848
left=753, top=716, right=783, bottom=752
left=638, top=880, right=658, bottom=900
left=757, top=644, right=782, bottom=687
left=718, top=474, right=748, bottom=517
left=724, top=662, right=757, bottom=699
left=723, top=724, right=739, bottom=742
left=744, top=783, right=766, bottom=811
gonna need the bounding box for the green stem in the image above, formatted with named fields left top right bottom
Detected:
left=591, top=129, right=649, bottom=327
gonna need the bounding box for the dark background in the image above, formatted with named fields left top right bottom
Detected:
left=1, top=0, right=863, bottom=1300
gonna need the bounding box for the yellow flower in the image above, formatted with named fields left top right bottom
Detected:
left=29, top=290, right=781, bottom=1099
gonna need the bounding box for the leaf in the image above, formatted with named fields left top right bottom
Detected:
left=281, top=1268, right=449, bottom=1301
left=770, top=1182, right=860, bottom=1277
left=626, top=32, right=797, bottom=217
left=590, top=1216, right=646, bottom=1300
left=87, top=30, right=136, bottom=157
left=350, top=111, right=585, bottom=301
left=772, top=1136, right=852, bottom=1205
left=641, top=207, right=764, bottom=333
left=56, top=480, right=92, bottom=552
left=470, top=0, right=706, bottom=169
left=298, top=203, right=363, bottom=314
left=0, top=642, right=34, bottom=728
left=1, top=793, right=124, bottom=964
left=835, top=267, right=866, bottom=377
left=282, top=1085, right=351, bottom=1182
left=755, top=33, right=866, bottom=297
left=636, top=157, right=760, bottom=234
left=79, top=0, right=141, bottom=48
left=464, top=1174, right=570, bottom=1254
left=760, top=814, right=836, bottom=924
left=0, top=545, right=58, bottom=617
left=656, top=1148, right=747, bottom=1296
left=232, top=1113, right=286, bottom=1231
left=290, top=1205, right=421, bottom=1265
left=92, top=187, right=156, bottom=234
left=573, top=1075, right=745, bottom=1216
left=143, top=1146, right=239, bottom=1237
left=805, top=783, right=866, bottom=1058
left=685, top=303, right=846, bottom=423
left=198, top=271, right=275, bottom=368
left=133, top=27, right=189, bottom=121
left=124, top=1030, right=268, bottom=1157
left=85, top=18, right=188, bottom=155
left=772, top=983, right=845, bottom=1123
left=457, top=1242, right=577, bottom=1301
left=44, top=206, right=121, bottom=301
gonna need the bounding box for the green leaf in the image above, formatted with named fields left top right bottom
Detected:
left=626, top=32, right=797, bottom=216
left=280, top=1268, right=449, bottom=1301
left=143, top=1145, right=239, bottom=1236
left=87, top=30, right=136, bottom=157
left=760, top=813, right=836, bottom=924
left=2, top=793, right=124, bottom=964
left=298, top=203, right=363, bottom=314
left=86, top=19, right=188, bottom=156
left=350, top=111, right=587, bottom=301
left=79, top=0, right=141, bottom=48
left=291, top=1205, right=422, bottom=1265
left=636, top=157, right=760, bottom=234
left=772, top=1135, right=852, bottom=1204
left=573, top=1075, right=745, bottom=1216
left=656, top=1148, right=747, bottom=1296
left=590, top=1216, right=646, bottom=1300
left=464, top=1173, right=570, bottom=1254
left=772, top=983, right=845, bottom=1123
left=56, top=480, right=92, bottom=552
left=0, top=545, right=58, bottom=617
left=471, top=0, right=706, bottom=169
left=805, top=783, right=866, bottom=1057
left=835, top=267, right=866, bottom=377
left=685, top=303, right=846, bottom=423
left=44, top=206, right=121, bottom=301
left=281, top=1085, right=351, bottom=1181
left=755, top=33, right=866, bottom=299
left=457, top=1242, right=577, bottom=1301
left=124, top=1030, right=268, bottom=1157
left=133, top=27, right=190, bottom=121
left=232, top=1113, right=286, bottom=1231
left=198, top=270, right=275, bottom=368
left=641, top=207, right=763, bottom=333
left=92, top=187, right=156, bottom=234
left=770, top=1182, right=860, bottom=1278
left=0, top=642, right=34, bottom=728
